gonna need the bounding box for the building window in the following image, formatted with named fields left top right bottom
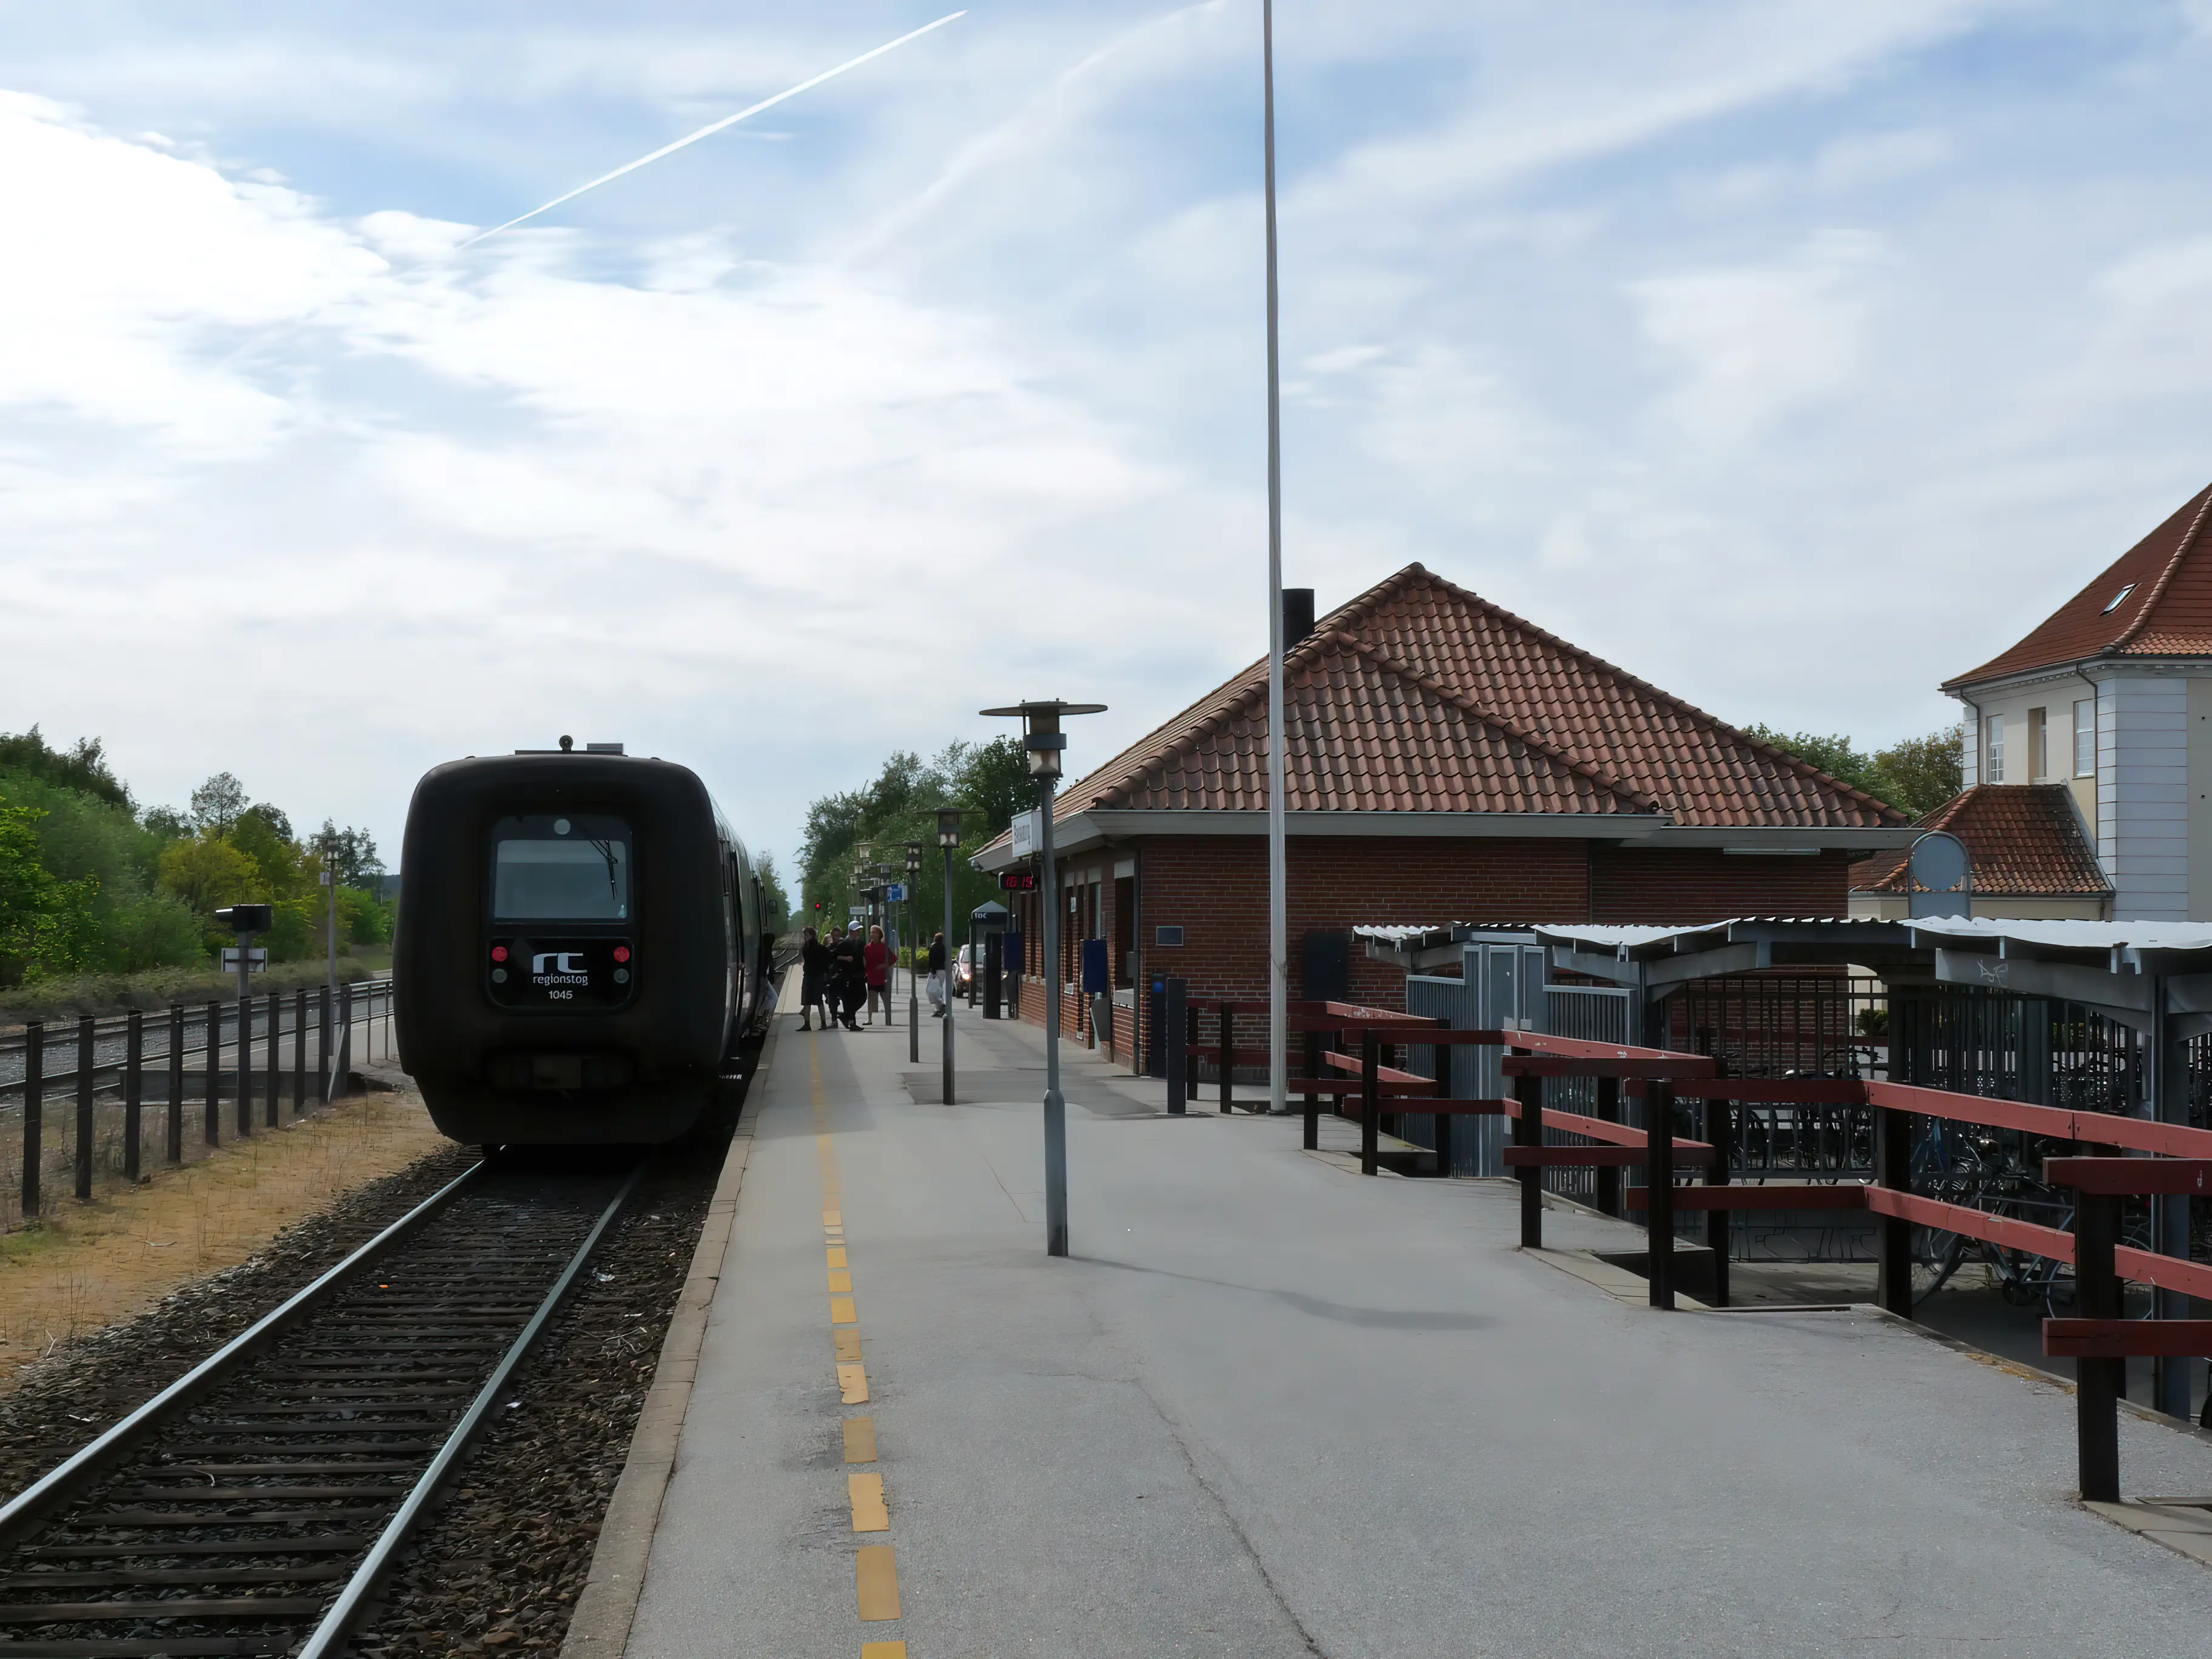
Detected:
left=2028, top=706, right=2047, bottom=779
left=1984, top=715, right=2004, bottom=784
left=2074, top=699, right=2095, bottom=777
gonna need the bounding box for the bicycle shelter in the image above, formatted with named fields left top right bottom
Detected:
left=1527, top=917, right=2212, bottom=1441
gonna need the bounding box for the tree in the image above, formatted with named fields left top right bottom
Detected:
left=158, top=834, right=266, bottom=918
left=313, top=821, right=383, bottom=886
left=1874, top=727, right=1964, bottom=820
left=0, top=800, right=101, bottom=983
left=0, top=727, right=132, bottom=810
left=142, top=805, right=191, bottom=842
left=1743, top=722, right=1965, bottom=822
left=189, top=772, right=250, bottom=836
left=232, top=806, right=305, bottom=896
left=756, top=852, right=791, bottom=931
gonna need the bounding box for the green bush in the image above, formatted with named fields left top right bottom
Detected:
left=338, top=886, right=392, bottom=946
left=267, top=897, right=318, bottom=963
left=106, top=891, right=211, bottom=973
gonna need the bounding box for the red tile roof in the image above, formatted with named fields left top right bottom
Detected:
left=1946, top=480, right=2212, bottom=687
left=1037, top=565, right=1908, bottom=829
left=1849, top=785, right=2108, bottom=896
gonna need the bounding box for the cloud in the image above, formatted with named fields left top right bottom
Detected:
left=1630, top=229, right=1883, bottom=446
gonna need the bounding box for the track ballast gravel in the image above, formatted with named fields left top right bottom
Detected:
left=0, top=1145, right=477, bottom=1498
left=356, top=1153, right=720, bottom=1658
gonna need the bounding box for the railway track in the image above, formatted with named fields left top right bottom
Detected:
left=0, top=1158, right=640, bottom=1658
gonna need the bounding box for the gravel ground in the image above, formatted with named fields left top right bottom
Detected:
left=357, top=1148, right=723, bottom=1658
left=0, top=1142, right=477, bottom=1496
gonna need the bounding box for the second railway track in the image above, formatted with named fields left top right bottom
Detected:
left=0, top=1157, right=641, bottom=1659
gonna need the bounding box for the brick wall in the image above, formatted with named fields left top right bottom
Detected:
left=1000, top=835, right=1852, bottom=1067
left=1587, top=848, right=1851, bottom=923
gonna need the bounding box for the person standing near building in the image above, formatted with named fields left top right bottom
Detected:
left=830, top=923, right=866, bottom=1031
left=863, top=925, right=897, bottom=1025
left=927, top=931, right=948, bottom=1018
left=797, top=925, right=831, bottom=1031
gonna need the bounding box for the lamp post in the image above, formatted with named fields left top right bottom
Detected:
left=1261, top=0, right=1289, bottom=1116
left=982, top=699, right=1106, bottom=1258
left=906, top=842, right=923, bottom=1063
left=937, top=809, right=961, bottom=1104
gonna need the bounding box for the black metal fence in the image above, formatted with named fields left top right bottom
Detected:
left=0, top=979, right=394, bottom=1230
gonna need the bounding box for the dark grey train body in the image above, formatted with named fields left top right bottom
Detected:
left=395, top=749, right=773, bottom=1145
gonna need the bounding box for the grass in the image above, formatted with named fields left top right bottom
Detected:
left=0, top=1085, right=451, bottom=1388
left=1, top=949, right=393, bottom=1030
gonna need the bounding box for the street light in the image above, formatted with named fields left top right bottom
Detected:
left=905, top=842, right=923, bottom=1063
left=936, top=809, right=962, bottom=1105
left=982, top=699, right=1106, bottom=1259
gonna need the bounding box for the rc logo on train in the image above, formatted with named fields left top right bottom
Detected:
left=395, top=740, right=776, bottom=1145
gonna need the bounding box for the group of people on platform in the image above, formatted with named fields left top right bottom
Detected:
left=796, top=923, right=950, bottom=1031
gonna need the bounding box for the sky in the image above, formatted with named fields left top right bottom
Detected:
left=4, top=2, right=2212, bottom=871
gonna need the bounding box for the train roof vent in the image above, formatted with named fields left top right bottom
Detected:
left=586, top=742, right=626, bottom=755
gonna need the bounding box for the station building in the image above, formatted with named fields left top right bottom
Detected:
left=1940, top=477, right=2212, bottom=922
left=971, top=563, right=1915, bottom=1061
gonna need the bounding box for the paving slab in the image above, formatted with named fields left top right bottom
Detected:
left=625, top=1007, right=2212, bottom=1658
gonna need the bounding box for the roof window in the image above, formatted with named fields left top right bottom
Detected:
left=2102, top=583, right=2136, bottom=614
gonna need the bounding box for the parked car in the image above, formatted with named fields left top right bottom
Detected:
left=953, top=943, right=975, bottom=993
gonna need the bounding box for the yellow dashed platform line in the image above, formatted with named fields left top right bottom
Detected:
left=810, top=1028, right=905, bottom=1650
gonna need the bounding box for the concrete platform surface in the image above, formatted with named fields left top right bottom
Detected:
left=624, top=1008, right=2212, bottom=1658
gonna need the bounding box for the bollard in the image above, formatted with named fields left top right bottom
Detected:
left=1302, top=1028, right=1323, bottom=1150
left=1704, top=1093, right=1731, bottom=1309
left=124, top=1009, right=143, bottom=1184
left=1164, top=978, right=1187, bottom=1114
left=2075, top=1186, right=2123, bottom=1503
left=1185, top=1004, right=1200, bottom=1105
left=1220, top=1004, right=1234, bottom=1113
left=238, top=993, right=254, bottom=1138
left=1359, top=1031, right=1381, bottom=1176
left=1646, top=1081, right=1676, bottom=1310
left=1513, top=1070, right=1543, bottom=1247
left=75, top=1014, right=95, bottom=1202
left=21, top=1021, right=42, bottom=1219
left=1594, top=1076, right=1621, bottom=1216
left=166, top=1004, right=184, bottom=1164
left=292, top=989, right=307, bottom=1121
left=1874, top=1104, right=1914, bottom=1316
left=204, top=999, right=222, bottom=1146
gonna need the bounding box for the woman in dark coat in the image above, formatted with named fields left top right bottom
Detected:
left=798, top=927, right=832, bottom=1030
left=828, top=925, right=867, bottom=1031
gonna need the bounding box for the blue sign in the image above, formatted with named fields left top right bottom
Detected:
left=1081, top=937, right=1110, bottom=994
left=885, top=883, right=908, bottom=902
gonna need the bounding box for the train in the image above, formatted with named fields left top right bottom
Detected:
left=394, top=741, right=776, bottom=1145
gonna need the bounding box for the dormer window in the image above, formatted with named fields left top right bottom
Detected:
left=2102, top=583, right=2136, bottom=614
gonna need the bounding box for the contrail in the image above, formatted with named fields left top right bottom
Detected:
left=463, top=11, right=967, bottom=247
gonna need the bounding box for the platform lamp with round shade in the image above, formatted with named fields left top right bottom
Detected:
left=936, top=809, right=962, bottom=1106
left=981, top=699, right=1107, bottom=1258
left=906, top=842, right=923, bottom=1062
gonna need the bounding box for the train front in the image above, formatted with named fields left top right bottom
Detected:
left=395, top=752, right=732, bottom=1145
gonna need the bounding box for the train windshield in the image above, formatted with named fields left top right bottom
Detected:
left=491, top=815, right=631, bottom=920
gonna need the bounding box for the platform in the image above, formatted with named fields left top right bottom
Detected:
left=615, top=1003, right=2212, bottom=1657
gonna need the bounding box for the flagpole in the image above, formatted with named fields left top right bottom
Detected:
left=1263, top=0, right=1288, bottom=1116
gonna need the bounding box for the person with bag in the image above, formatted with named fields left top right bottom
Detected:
left=863, top=925, right=897, bottom=1025
left=926, top=932, right=948, bottom=1017
left=797, top=926, right=831, bottom=1030
left=829, top=924, right=867, bottom=1031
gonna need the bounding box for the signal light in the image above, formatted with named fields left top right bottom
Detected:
left=491, top=945, right=509, bottom=962
left=614, top=945, right=631, bottom=963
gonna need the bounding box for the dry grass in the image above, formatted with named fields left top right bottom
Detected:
left=0, top=1088, right=451, bottom=1389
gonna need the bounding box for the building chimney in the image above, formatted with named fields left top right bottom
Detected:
left=1283, top=588, right=1315, bottom=647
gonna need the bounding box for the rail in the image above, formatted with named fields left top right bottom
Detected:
left=0, top=1160, right=642, bottom=1653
